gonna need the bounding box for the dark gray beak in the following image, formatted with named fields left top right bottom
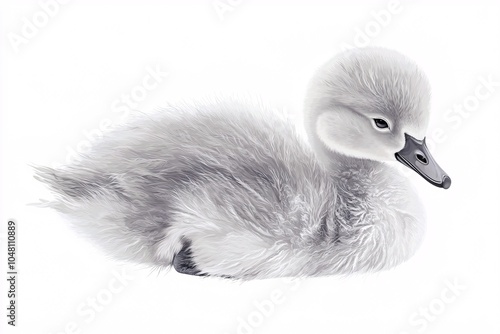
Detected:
left=395, top=133, right=451, bottom=189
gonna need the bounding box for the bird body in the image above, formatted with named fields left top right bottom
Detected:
left=35, top=47, right=450, bottom=280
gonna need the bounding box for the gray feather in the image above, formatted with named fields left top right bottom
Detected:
left=35, top=47, right=428, bottom=280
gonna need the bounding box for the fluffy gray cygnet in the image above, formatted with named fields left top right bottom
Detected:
left=35, top=47, right=451, bottom=280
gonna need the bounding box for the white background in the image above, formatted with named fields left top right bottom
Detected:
left=1, top=1, right=500, bottom=334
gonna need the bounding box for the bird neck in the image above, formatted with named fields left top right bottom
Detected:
left=304, top=117, right=382, bottom=173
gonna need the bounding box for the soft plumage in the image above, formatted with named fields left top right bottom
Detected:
left=35, top=47, right=450, bottom=280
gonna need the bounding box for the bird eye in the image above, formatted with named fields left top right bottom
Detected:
left=373, top=118, right=389, bottom=129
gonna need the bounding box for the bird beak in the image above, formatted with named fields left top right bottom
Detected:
left=395, top=133, right=451, bottom=189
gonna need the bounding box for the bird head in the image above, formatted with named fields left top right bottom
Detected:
left=305, top=47, right=451, bottom=189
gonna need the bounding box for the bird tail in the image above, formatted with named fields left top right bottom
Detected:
left=32, top=165, right=168, bottom=266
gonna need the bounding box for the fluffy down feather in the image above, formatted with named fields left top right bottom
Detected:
left=34, top=97, right=425, bottom=280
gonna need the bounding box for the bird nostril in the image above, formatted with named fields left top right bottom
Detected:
left=415, top=152, right=428, bottom=164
